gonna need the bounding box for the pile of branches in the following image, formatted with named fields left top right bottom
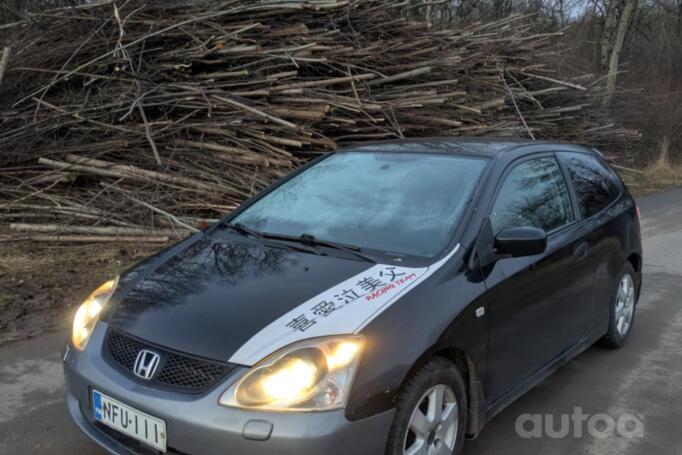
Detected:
left=0, top=0, right=639, bottom=242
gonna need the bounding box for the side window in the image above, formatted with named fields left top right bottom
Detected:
left=562, top=152, right=622, bottom=218
left=491, top=157, right=574, bottom=234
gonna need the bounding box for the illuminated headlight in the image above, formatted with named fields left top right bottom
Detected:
left=71, top=277, right=118, bottom=351
left=220, top=336, right=365, bottom=412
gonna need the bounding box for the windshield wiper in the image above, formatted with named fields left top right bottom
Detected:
left=220, top=222, right=263, bottom=239
left=221, top=222, right=322, bottom=255
left=296, top=233, right=377, bottom=263
left=220, top=224, right=375, bottom=262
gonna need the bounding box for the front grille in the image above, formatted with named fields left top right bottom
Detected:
left=104, top=328, right=233, bottom=393
left=106, top=328, right=144, bottom=370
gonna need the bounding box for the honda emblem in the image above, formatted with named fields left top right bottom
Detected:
left=133, top=350, right=160, bottom=380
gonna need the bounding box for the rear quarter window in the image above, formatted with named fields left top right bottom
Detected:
left=561, top=152, right=622, bottom=218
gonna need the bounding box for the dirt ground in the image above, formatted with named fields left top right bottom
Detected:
left=0, top=239, right=164, bottom=345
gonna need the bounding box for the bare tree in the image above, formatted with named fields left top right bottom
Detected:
left=600, top=0, right=621, bottom=71
left=493, top=0, right=512, bottom=18
left=604, top=0, right=638, bottom=106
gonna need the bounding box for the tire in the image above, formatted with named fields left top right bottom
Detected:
left=385, top=357, right=467, bottom=455
left=598, top=262, right=638, bottom=349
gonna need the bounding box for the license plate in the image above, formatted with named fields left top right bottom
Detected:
left=92, top=390, right=167, bottom=452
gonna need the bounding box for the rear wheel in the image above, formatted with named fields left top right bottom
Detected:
left=599, top=263, right=637, bottom=349
left=385, top=357, right=467, bottom=455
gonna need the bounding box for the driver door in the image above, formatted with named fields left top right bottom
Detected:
left=484, top=154, right=594, bottom=400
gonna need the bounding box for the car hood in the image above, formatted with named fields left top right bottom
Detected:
left=106, top=231, right=455, bottom=366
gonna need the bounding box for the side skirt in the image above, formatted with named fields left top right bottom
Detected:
left=482, top=329, right=603, bottom=427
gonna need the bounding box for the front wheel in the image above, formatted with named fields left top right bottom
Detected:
left=598, top=262, right=638, bottom=349
left=385, top=357, right=467, bottom=455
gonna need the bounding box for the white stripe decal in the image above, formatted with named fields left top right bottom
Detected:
left=229, top=244, right=460, bottom=365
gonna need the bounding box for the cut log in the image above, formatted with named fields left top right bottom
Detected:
left=10, top=222, right=189, bottom=237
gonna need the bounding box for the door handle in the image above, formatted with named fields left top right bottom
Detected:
left=573, top=242, right=589, bottom=260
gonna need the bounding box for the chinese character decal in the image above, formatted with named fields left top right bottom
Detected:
left=356, top=276, right=386, bottom=292
left=380, top=266, right=406, bottom=282
left=334, top=288, right=362, bottom=304
left=311, top=300, right=337, bottom=317
left=282, top=264, right=424, bottom=332
left=286, top=314, right=316, bottom=332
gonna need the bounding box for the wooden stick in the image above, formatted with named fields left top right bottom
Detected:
left=269, top=105, right=329, bottom=120
left=196, top=70, right=250, bottom=79
left=100, top=183, right=200, bottom=232
left=0, top=22, right=24, bottom=31
left=0, top=47, right=11, bottom=87
left=368, top=67, right=432, bottom=87
left=175, top=139, right=249, bottom=155
left=31, top=97, right=140, bottom=135
left=175, top=139, right=292, bottom=166
left=211, top=95, right=300, bottom=130
left=515, top=70, right=587, bottom=91
left=611, top=164, right=645, bottom=175
left=17, top=235, right=170, bottom=243
left=9, top=222, right=188, bottom=237
left=138, top=103, right=162, bottom=165
left=64, top=154, right=236, bottom=194
left=502, top=68, right=535, bottom=140
left=271, top=73, right=376, bottom=92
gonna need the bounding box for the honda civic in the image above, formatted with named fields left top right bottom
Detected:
left=63, top=138, right=642, bottom=455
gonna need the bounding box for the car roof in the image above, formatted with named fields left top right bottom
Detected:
left=342, top=137, right=596, bottom=158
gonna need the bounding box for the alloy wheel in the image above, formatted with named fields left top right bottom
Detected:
left=615, top=273, right=636, bottom=336
left=403, top=384, right=458, bottom=455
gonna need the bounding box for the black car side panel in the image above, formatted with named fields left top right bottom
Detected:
left=346, top=256, right=487, bottom=421
left=483, top=221, right=595, bottom=400
left=583, top=196, right=640, bottom=331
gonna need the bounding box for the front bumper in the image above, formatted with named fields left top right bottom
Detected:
left=64, top=322, right=394, bottom=455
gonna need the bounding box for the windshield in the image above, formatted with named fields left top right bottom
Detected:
left=232, top=152, right=487, bottom=258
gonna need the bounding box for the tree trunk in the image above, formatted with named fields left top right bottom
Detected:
left=457, top=0, right=470, bottom=18
left=493, top=0, right=504, bottom=18
left=604, top=0, right=638, bottom=107
left=457, top=0, right=471, bottom=19
left=600, top=0, right=620, bottom=71
left=558, top=0, right=565, bottom=26
left=677, top=0, right=682, bottom=36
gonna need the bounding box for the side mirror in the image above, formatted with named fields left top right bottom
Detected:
left=494, top=227, right=547, bottom=258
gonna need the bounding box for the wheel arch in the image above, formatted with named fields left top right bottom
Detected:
left=626, top=252, right=643, bottom=297
left=627, top=252, right=641, bottom=274
left=396, top=345, right=486, bottom=437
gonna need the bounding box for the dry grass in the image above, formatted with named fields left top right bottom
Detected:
left=621, top=137, right=682, bottom=196
left=643, top=137, right=682, bottom=188
left=646, top=138, right=679, bottom=174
